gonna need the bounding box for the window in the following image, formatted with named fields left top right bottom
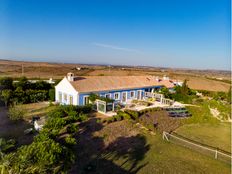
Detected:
left=69, top=95, right=73, bottom=105
left=130, top=91, right=135, bottom=98
left=59, top=92, right=62, bottom=102
left=105, top=93, right=111, bottom=99
left=114, top=92, right=120, bottom=100
left=63, top=93, right=67, bottom=101
left=84, top=96, right=89, bottom=105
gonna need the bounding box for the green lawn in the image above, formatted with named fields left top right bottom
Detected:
left=175, top=123, right=231, bottom=152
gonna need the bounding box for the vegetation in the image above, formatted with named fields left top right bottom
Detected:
left=89, top=93, right=114, bottom=103
left=0, top=104, right=92, bottom=173
left=0, top=76, right=54, bottom=106
left=1, top=90, right=13, bottom=107
left=8, top=105, right=26, bottom=121
left=175, top=123, right=231, bottom=153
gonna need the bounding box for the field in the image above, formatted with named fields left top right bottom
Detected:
left=70, top=118, right=230, bottom=174
left=175, top=123, right=231, bottom=152
left=0, top=59, right=230, bottom=92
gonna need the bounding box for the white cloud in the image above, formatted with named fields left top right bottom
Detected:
left=92, top=42, right=143, bottom=53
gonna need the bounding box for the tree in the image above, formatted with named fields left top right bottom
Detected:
left=180, top=79, right=189, bottom=95
left=8, top=105, right=26, bottom=121
left=0, top=77, right=13, bottom=90
left=14, top=76, right=30, bottom=90
left=1, top=89, right=12, bottom=106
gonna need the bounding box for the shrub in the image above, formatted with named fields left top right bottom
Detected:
left=124, top=110, right=139, bottom=120
left=107, top=117, right=115, bottom=123
left=117, top=111, right=131, bottom=120
left=8, top=105, right=26, bottom=121
left=78, top=113, right=88, bottom=122
left=45, top=117, right=66, bottom=130
left=113, top=115, right=122, bottom=121
left=66, top=123, right=78, bottom=134
left=49, top=89, right=55, bottom=101
left=65, top=135, right=77, bottom=146
left=76, top=104, right=92, bottom=113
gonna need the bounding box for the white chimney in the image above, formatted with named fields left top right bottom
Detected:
left=155, top=76, right=160, bottom=82
left=67, top=72, right=74, bottom=81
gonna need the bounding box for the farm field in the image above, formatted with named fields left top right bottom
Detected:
left=70, top=118, right=231, bottom=174
left=175, top=123, right=231, bottom=152
left=0, top=59, right=230, bottom=92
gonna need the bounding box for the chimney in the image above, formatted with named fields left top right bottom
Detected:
left=155, top=76, right=160, bottom=82
left=67, top=72, right=74, bottom=81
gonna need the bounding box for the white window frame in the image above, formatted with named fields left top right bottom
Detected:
left=122, top=92, right=127, bottom=102
left=58, top=92, right=62, bottom=102
left=137, top=90, right=142, bottom=100
left=114, top=92, right=120, bottom=100
left=130, top=90, right=135, bottom=99
left=69, top=95, right=73, bottom=105
left=63, top=93, right=67, bottom=101
left=105, top=93, right=111, bottom=99
left=83, top=95, right=89, bottom=105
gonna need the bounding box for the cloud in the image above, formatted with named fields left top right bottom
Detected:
left=92, top=42, right=143, bottom=53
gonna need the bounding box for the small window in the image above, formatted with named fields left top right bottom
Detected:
left=64, top=93, right=67, bottom=101
left=59, top=92, right=62, bottom=102
left=69, top=95, right=73, bottom=105
left=105, top=93, right=111, bottom=99
left=114, top=93, right=120, bottom=100
left=130, top=91, right=135, bottom=98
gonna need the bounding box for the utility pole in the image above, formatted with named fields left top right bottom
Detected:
left=22, top=64, right=24, bottom=76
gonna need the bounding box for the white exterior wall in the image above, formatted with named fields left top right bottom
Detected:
left=55, top=77, right=79, bottom=105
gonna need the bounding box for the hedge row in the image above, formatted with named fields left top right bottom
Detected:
left=103, top=107, right=162, bottom=124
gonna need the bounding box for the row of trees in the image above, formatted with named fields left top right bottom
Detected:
left=0, top=105, right=92, bottom=173
left=0, top=77, right=55, bottom=106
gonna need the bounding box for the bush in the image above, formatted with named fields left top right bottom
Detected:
left=65, top=135, right=77, bottom=146
left=49, top=89, right=55, bottom=101
left=45, top=117, right=66, bottom=130
left=78, top=113, right=88, bottom=122
left=76, top=104, right=92, bottom=113
left=113, top=115, right=122, bottom=121
left=124, top=110, right=139, bottom=120
left=66, top=123, right=78, bottom=134
left=8, top=105, right=26, bottom=121
left=117, top=110, right=131, bottom=120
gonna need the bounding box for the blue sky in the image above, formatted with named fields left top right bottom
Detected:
left=0, top=0, right=230, bottom=70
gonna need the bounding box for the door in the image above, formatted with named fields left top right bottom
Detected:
left=122, top=92, right=127, bottom=102
left=137, top=90, right=142, bottom=100
left=84, top=96, right=89, bottom=105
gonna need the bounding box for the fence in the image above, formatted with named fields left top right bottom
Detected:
left=162, top=131, right=232, bottom=163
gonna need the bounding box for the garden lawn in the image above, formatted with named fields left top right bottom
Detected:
left=20, top=102, right=56, bottom=120
left=175, top=123, right=231, bottom=153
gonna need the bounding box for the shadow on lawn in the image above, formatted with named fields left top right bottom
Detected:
left=70, top=115, right=150, bottom=174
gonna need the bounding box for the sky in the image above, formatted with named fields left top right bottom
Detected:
left=0, top=0, right=231, bottom=70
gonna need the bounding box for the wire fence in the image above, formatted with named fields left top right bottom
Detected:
left=162, top=131, right=232, bottom=164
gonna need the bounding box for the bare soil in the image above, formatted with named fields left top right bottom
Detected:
left=0, top=59, right=230, bottom=92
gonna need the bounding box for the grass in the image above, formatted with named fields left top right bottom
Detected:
left=184, top=104, right=219, bottom=124
left=20, top=102, right=56, bottom=120
left=175, top=123, right=231, bottom=152
left=73, top=118, right=231, bottom=174
left=174, top=99, right=231, bottom=153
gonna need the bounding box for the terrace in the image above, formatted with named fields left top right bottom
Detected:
left=93, top=92, right=187, bottom=117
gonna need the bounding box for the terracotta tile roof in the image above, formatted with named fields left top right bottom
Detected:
left=69, top=76, right=174, bottom=93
